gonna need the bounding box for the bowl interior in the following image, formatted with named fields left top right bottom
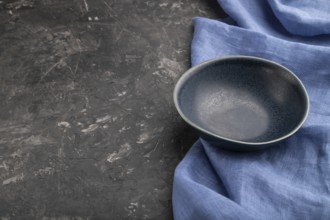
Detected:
left=177, top=58, right=308, bottom=143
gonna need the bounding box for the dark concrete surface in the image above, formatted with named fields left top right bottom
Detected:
left=0, top=0, right=225, bottom=219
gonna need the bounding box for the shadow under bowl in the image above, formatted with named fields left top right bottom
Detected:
left=174, top=56, right=309, bottom=151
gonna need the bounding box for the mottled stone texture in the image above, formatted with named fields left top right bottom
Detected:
left=0, top=0, right=224, bottom=219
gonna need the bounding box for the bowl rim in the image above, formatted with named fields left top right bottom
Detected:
left=173, top=55, right=310, bottom=146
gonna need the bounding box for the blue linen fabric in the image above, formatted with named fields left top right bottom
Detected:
left=172, top=1, right=330, bottom=219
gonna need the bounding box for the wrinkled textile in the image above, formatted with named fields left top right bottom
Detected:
left=173, top=1, right=330, bottom=219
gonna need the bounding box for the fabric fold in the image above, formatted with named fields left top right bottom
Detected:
left=267, top=0, right=330, bottom=36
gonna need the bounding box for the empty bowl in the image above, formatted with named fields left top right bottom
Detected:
left=174, top=56, right=309, bottom=151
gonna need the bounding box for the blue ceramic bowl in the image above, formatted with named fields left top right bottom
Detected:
left=174, top=56, right=309, bottom=151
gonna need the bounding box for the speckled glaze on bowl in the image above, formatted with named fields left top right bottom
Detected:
left=174, top=56, right=309, bottom=151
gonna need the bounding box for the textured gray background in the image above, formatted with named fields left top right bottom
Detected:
left=0, top=0, right=224, bottom=219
